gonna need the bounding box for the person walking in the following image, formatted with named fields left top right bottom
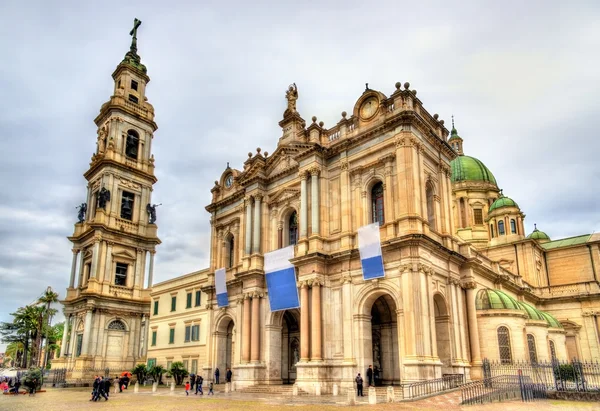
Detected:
left=355, top=373, right=364, bottom=397
left=185, top=381, right=190, bottom=396
left=190, top=374, right=196, bottom=392
left=366, top=365, right=373, bottom=387
left=226, top=368, right=232, bottom=383
left=103, top=377, right=111, bottom=397
left=208, top=382, right=214, bottom=395
left=214, top=367, right=220, bottom=384
left=113, top=376, right=120, bottom=394
left=195, top=375, right=203, bottom=395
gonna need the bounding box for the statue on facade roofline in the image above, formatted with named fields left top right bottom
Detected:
left=285, top=83, right=298, bottom=113
left=76, top=203, right=87, bottom=223
left=97, top=187, right=111, bottom=209
left=146, top=203, right=161, bottom=224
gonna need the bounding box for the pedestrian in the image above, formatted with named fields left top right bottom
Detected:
left=208, top=382, right=214, bottom=395
left=93, top=377, right=108, bottom=401
left=190, top=374, right=196, bottom=391
left=355, top=373, right=364, bottom=397
left=113, top=376, right=119, bottom=394
left=373, top=366, right=380, bottom=386
left=226, top=368, right=232, bottom=383
left=367, top=365, right=373, bottom=387
left=185, top=381, right=190, bottom=396
left=104, top=377, right=111, bottom=397
left=118, top=375, right=123, bottom=393
left=214, top=367, right=220, bottom=384
left=90, top=376, right=99, bottom=401
left=196, top=375, right=203, bottom=395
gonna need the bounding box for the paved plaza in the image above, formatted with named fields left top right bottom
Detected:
left=1, top=386, right=599, bottom=411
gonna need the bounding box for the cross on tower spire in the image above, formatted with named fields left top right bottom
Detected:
left=129, top=18, right=142, bottom=54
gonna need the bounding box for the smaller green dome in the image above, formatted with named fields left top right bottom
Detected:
left=489, top=192, right=519, bottom=213
left=476, top=289, right=521, bottom=310
left=539, top=311, right=563, bottom=328
left=518, top=301, right=545, bottom=321
left=451, top=156, right=497, bottom=185
left=527, top=224, right=551, bottom=241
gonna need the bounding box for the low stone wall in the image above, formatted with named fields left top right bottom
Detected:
left=547, top=391, right=600, bottom=402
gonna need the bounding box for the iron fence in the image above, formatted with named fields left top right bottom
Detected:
left=484, top=359, right=600, bottom=392
left=460, top=374, right=546, bottom=405
left=402, top=373, right=465, bottom=399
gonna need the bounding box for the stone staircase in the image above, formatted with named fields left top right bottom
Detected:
left=238, top=384, right=310, bottom=396
left=355, top=386, right=402, bottom=403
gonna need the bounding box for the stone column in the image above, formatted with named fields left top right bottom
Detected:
left=90, top=239, right=101, bottom=279
left=311, top=281, right=322, bottom=361
left=300, top=174, right=308, bottom=238
left=300, top=282, right=310, bottom=361
left=342, top=275, right=354, bottom=361
left=147, top=251, right=155, bottom=288
left=464, top=281, right=481, bottom=366
left=310, top=168, right=320, bottom=236
left=77, top=251, right=85, bottom=287
left=102, top=242, right=113, bottom=284
left=68, top=317, right=78, bottom=358
left=81, top=309, right=94, bottom=356
left=245, top=198, right=253, bottom=255
left=340, top=160, right=351, bottom=233
left=383, top=157, right=394, bottom=223
left=60, top=315, right=70, bottom=357
left=69, top=249, right=79, bottom=288
left=139, top=315, right=147, bottom=357
left=253, top=196, right=262, bottom=254
left=277, top=221, right=283, bottom=249
left=251, top=293, right=261, bottom=362
left=242, top=295, right=251, bottom=363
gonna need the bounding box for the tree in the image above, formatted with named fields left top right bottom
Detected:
left=5, top=341, right=25, bottom=367
left=37, top=287, right=59, bottom=368
left=167, top=361, right=188, bottom=385
left=131, top=363, right=148, bottom=383
left=148, top=364, right=166, bottom=385
left=0, top=305, right=41, bottom=368
left=23, top=367, right=43, bottom=391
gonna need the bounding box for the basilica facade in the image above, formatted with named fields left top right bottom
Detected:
left=57, top=25, right=600, bottom=392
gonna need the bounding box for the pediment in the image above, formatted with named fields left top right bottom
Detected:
left=265, top=150, right=298, bottom=177
left=112, top=249, right=136, bottom=260
left=268, top=188, right=300, bottom=206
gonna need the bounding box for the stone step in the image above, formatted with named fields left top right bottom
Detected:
left=238, top=385, right=310, bottom=396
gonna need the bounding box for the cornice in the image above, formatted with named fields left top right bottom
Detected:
left=84, top=157, right=158, bottom=184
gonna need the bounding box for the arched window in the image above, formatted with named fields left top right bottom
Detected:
left=490, top=223, right=495, bottom=238
left=497, top=326, right=512, bottom=364
left=510, top=219, right=517, bottom=234
left=108, top=320, right=126, bottom=331
left=498, top=220, right=505, bottom=235
left=426, top=183, right=436, bottom=230
left=549, top=340, right=557, bottom=361
left=126, top=129, right=139, bottom=159
left=527, top=334, right=538, bottom=363
left=371, top=182, right=385, bottom=226
left=288, top=211, right=298, bottom=246
left=227, top=236, right=235, bottom=268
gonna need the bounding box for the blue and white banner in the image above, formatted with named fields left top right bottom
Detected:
left=358, top=223, right=385, bottom=280
left=264, top=246, right=300, bottom=312
left=215, top=268, right=229, bottom=307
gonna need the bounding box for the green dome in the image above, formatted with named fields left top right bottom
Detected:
left=476, top=289, right=521, bottom=310
left=518, top=301, right=546, bottom=321
left=451, top=155, right=497, bottom=185
left=539, top=311, right=563, bottom=328
left=489, top=195, right=519, bottom=212
left=527, top=225, right=551, bottom=241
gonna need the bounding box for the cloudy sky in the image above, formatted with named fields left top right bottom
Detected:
left=1, top=1, right=599, bottom=349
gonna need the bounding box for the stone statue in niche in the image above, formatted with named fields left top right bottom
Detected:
left=291, top=338, right=299, bottom=366
left=97, top=187, right=111, bottom=209
left=97, top=127, right=107, bottom=153
left=146, top=203, right=161, bottom=224
left=285, top=83, right=298, bottom=113
left=76, top=203, right=87, bottom=223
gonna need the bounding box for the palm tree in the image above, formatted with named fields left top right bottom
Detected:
left=5, top=341, right=25, bottom=367
left=37, top=287, right=59, bottom=368
left=167, top=361, right=188, bottom=385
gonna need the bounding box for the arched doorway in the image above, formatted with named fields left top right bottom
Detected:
left=215, top=316, right=235, bottom=375
left=281, top=310, right=300, bottom=384
left=433, top=294, right=452, bottom=373
left=370, top=295, right=399, bottom=385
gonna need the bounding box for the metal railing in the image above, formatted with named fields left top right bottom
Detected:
left=485, top=358, right=600, bottom=392
left=461, top=374, right=546, bottom=405
left=402, top=373, right=465, bottom=399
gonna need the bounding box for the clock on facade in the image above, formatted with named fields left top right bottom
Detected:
left=360, top=97, right=379, bottom=120
left=225, top=174, right=234, bottom=188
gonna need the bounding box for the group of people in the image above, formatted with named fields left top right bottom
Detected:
left=1, top=377, right=18, bottom=394
left=184, top=368, right=232, bottom=396
left=354, top=365, right=380, bottom=397
left=89, top=374, right=130, bottom=401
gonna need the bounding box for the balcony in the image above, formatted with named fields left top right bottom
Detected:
left=115, top=217, right=138, bottom=234
left=109, top=284, right=134, bottom=298
left=534, top=281, right=600, bottom=299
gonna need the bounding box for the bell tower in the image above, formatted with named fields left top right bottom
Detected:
left=57, top=19, right=160, bottom=377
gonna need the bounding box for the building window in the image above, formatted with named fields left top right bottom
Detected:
left=474, top=209, right=484, bottom=225
left=510, top=219, right=517, bottom=234
left=497, top=326, right=512, bottom=364
left=128, top=94, right=139, bottom=104
left=371, top=182, right=385, bottom=226
left=490, top=223, right=495, bottom=238
left=195, top=291, right=201, bottom=307
left=85, top=262, right=92, bottom=280
left=76, top=334, right=83, bottom=357
left=186, top=292, right=192, bottom=309
left=288, top=211, right=298, bottom=245
left=184, top=326, right=191, bottom=342
left=153, top=300, right=159, bottom=316
left=171, top=296, right=177, bottom=312
left=120, top=191, right=135, bottom=220
left=126, top=129, right=140, bottom=159
left=131, top=80, right=138, bottom=91
left=108, top=320, right=126, bottom=331
left=167, top=360, right=172, bottom=370
left=115, top=263, right=128, bottom=286
left=527, top=334, right=538, bottom=363
left=228, top=235, right=235, bottom=268
left=169, top=328, right=175, bottom=344
left=151, top=331, right=157, bottom=346
left=426, top=183, right=436, bottom=230
left=183, top=360, right=189, bottom=371
left=147, top=358, right=156, bottom=369
left=498, top=220, right=505, bottom=236
left=191, top=325, right=200, bottom=341
left=191, top=359, right=198, bottom=374
left=549, top=340, right=557, bottom=361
